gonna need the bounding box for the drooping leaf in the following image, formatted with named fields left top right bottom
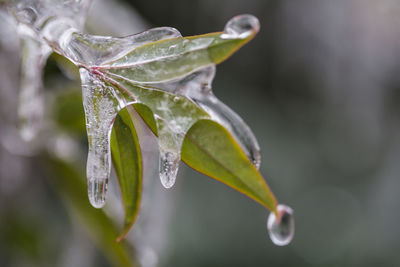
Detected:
left=111, top=106, right=142, bottom=242
left=42, top=156, right=137, bottom=267
left=182, top=119, right=277, bottom=211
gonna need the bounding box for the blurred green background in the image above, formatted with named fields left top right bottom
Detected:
left=1, top=0, right=400, bottom=266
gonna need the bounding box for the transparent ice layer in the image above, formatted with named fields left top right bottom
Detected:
left=8, top=2, right=263, bottom=208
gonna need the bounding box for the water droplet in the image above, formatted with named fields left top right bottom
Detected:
left=159, top=151, right=179, bottom=188
left=267, top=204, right=295, bottom=246
left=173, top=96, right=180, bottom=102
left=88, top=178, right=108, bottom=208
left=221, top=14, right=260, bottom=39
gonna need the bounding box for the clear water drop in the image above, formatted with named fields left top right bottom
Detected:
left=88, top=178, right=108, bottom=208
left=159, top=151, right=179, bottom=188
left=221, top=14, right=260, bottom=39
left=267, top=204, right=295, bottom=246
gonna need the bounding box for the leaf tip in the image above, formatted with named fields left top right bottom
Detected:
left=115, top=224, right=132, bottom=243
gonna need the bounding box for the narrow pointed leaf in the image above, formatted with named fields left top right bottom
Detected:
left=111, top=106, right=142, bottom=242
left=182, top=119, right=277, bottom=211
left=42, top=156, right=137, bottom=267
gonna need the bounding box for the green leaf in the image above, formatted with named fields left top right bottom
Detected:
left=187, top=32, right=253, bottom=64
left=100, top=31, right=257, bottom=83
left=42, top=156, right=137, bottom=267
left=111, top=106, right=142, bottom=242
left=182, top=119, right=277, bottom=211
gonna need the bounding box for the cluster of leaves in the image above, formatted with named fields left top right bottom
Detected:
left=104, top=30, right=278, bottom=239
left=45, top=25, right=278, bottom=267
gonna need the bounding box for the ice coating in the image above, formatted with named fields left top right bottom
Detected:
left=152, top=66, right=261, bottom=168
left=102, top=37, right=215, bottom=84
left=63, top=27, right=182, bottom=66
left=75, top=26, right=201, bottom=202
left=73, top=15, right=261, bottom=195
left=9, top=2, right=263, bottom=207
left=152, top=96, right=207, bottom=188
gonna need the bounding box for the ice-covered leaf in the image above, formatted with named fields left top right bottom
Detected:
left=103, top=75, right=210, bottom=189
left=111, top=107, right=142, bottom=242
left=99, top=15, right=259, bottom=84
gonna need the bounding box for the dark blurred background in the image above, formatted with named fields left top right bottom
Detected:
left=1, top=0, right=400, bottom=266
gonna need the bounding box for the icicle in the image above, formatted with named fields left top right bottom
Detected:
left=151, top=94, right=204, bottom=189
left=17, top=29, right=51, bottom=142
left=11, top=0, right=90, bottom=142
left=102, top=36, right=214, bottom=84
left=80, top=68, right=124, bottom=208
left=158, top=135, right=180, bottom=188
